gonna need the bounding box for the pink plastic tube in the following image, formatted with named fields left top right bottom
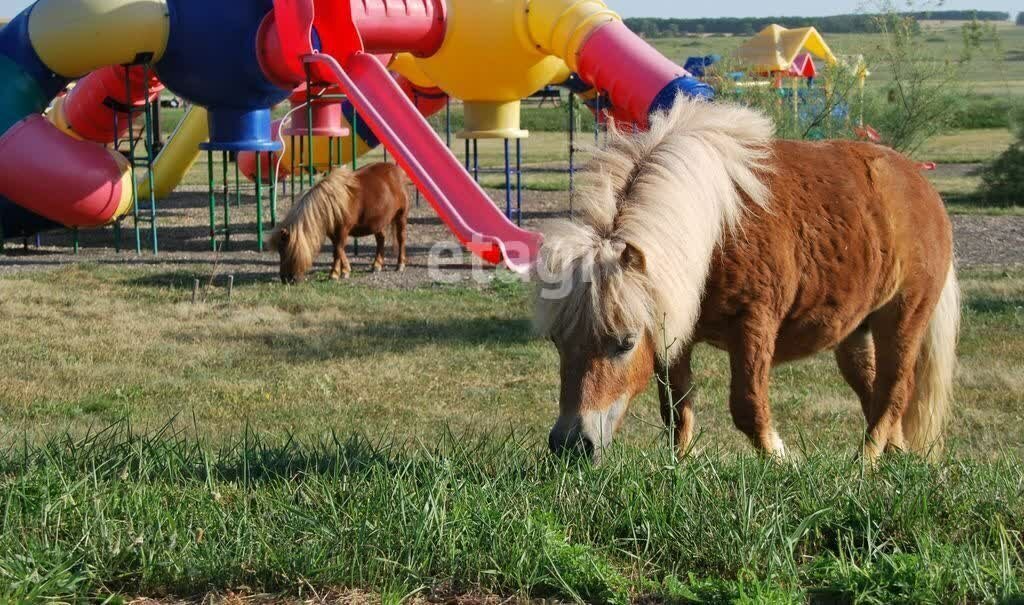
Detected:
left=281, top=84, right=351, bottom=137
left=352, top=0, right=447, bottom=56
left=0, top=115, right=129, bottom=226
left=576, top=20, right=689, bottom=128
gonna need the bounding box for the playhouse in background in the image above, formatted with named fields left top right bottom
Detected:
left=724, top=25, right=870, bottom=136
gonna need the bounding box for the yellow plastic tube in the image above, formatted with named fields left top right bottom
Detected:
left=525, top=0, right=619, bottom=72
left=28, top=0, right=170, bottom=78
left=45, top=95, right=83, bottom=140
left=138, top=106, right=208, bottom=200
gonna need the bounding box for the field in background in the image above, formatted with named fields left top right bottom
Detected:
left=649, top=22, right=1024, bottom=95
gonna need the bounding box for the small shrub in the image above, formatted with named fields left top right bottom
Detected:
left=980, top=144, right=1024, bottom=207
left=951, top=96, right=1021, bottom=130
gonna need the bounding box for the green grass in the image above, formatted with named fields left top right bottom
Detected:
left=0, top=265, right=1022, bottom=600
left=918, top=128, right=1015, bottom=164
left=1, top=427, right=1022, bottom=603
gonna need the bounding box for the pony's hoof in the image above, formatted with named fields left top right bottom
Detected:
left=342, top=272, right=352, bottom=280
left=329, top=273, right=340, bottom=281
left=397, top=263, right=407, bottom=273
left=372, top=265, right=383, bottom=274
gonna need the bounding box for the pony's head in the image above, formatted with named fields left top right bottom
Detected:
left=535, top=227, right=659, bottom=462
left=269, top=225, right=314, bottom=284
left=269, top=168, right=353, bottom=283
left=533, top=96, right=773, bottom=462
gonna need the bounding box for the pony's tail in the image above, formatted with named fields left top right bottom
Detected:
left=903, top=263, right=960, bottom=457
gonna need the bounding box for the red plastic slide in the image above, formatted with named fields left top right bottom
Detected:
left=304, top=52, right=541, bottom=273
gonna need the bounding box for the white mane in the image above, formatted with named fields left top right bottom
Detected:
left=534, top=96, right=774, bottom=360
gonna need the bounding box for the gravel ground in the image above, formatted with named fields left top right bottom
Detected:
left=1, top=183, right=1021, bottom=286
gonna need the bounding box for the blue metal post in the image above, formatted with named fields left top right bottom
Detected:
left=516, top=138, right=522, bottom=225
left=504, top=138, right=511, bottom=219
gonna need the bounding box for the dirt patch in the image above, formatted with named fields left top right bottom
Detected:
left=2, top=184, right=1021, bottom=287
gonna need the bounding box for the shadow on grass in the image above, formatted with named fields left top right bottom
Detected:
left=231, top=316, right=536, bottom=362
left=967, top=295, right=1024, bottom=315
left=0, top=419, right=543, bottom=488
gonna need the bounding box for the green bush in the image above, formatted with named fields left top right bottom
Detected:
left=980, top=121, right=1024, bottom=206
left=951, top=96, right=1022, bottom=130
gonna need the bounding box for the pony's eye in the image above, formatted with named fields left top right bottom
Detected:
left=616, top=335, right=637, bottom=354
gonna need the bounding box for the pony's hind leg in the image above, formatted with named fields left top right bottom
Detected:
left=372, top=233, right=386, bottom=272
left=863, top=296, right=933, bottom=460
left=836, top=325, right=876, bottom=423
left=393, top=215, right=407, bottom=272
left=728, top=319, right=787, bottom=457
left=657, top=346, right=697, bottom=455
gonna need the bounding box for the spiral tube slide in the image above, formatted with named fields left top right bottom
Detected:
left=0, top=0, right=169, bottom=239
left=0, top=0, right=169, bottom=237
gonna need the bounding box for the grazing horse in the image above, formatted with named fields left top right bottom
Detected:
left=535, top=98, right=959, bottom=463
left=270, top=163, right=409, bottom=283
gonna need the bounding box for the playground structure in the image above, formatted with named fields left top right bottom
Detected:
left=0, top=0, right=712, bottom=273
left=730, top=25, right=870, bottom=134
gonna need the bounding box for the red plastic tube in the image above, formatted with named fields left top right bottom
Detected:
left=0, top=115, right=129, bottom=226
left=576, top=20, right=687, bottom=128
left=352, top=0, right=446, bottom=56
left=62, top=65, right=163, bottom=144
left=263, top=0, right=446, bottom=87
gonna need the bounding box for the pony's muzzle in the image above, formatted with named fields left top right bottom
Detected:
left=548, top=422, right=595, bottom=460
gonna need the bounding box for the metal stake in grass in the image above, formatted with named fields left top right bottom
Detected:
left=227, top=274, right=234, bottom=301
left=192, top=278, right=200, bottom=304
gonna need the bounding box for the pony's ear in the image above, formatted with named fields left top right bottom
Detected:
left=269, top=228, right=288, bottom=251
left=620, top=242, right=646, bottom=274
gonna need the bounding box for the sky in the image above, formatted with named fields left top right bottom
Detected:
left=0, top=0, right=1018, bottom=20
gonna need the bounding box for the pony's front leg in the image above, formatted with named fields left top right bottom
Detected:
left=657, top=346, right=697, bottom=455
left=728, top=322, right=787, bottom=458
left=372, top=233, right=386, bottom=272
left=330, top=232, right=352, bottom=280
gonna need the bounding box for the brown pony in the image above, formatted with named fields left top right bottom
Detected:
left=535, top=97, right=959, bottom=464
left=270, top=163, right=409, bottom=283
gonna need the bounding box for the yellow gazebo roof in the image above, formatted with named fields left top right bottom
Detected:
left=737, top=25, right=837, bottom=72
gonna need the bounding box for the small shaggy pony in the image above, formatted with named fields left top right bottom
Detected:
left=270, top=163, right=409, bottom=282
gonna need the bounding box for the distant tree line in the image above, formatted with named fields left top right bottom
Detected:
left=625, top=11, right=1010, bottom=37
